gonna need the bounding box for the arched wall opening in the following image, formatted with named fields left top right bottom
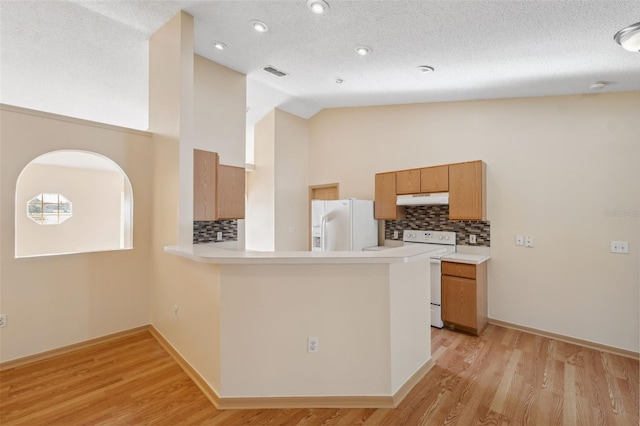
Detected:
left=15, top=150, right=134, bottom=258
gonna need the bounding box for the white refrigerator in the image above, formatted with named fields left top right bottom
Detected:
left=311, top=199, right=378, bottom=252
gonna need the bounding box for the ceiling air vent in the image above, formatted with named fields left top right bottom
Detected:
left=263, top=66, right=288, bottom=77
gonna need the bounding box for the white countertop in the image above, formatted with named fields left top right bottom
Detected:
left=165, top=243, right=440, bottom=265
left=441, top=253, right=491, bottom=265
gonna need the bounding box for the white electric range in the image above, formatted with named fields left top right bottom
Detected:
left=402, top=230, right=457, bottom=328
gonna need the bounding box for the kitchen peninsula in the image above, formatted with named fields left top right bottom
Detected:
left=164, top=244, right=436, bottom=409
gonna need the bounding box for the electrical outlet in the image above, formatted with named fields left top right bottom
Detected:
left=393, top=230, right=399, bottom=239
left=525, top=236, right=534, bottom=248
left=515, top=235, right=524, bottom=246
left=216, top=232, right=223, bottom=241
left=307, top=336, right=318, bottom=353
left=0, top=314, right=7, bottom=328
left=610, top=241, right=629, bottom=254
left=469, top=234, right=477, bottom=244
left=173, top=305, right=179, bottom=316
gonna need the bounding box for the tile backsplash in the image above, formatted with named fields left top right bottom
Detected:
left=194, top=220, right=238, bottom=244
left=385, top=205, right=490, bottom=246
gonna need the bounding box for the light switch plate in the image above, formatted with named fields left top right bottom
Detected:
left=525, top=236, right=534, bottom=248
left=610, top=241, right=629, bottom=254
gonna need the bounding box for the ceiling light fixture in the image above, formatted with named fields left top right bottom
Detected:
left=213, top=41, right=227, bottom=50
left=418, top=65, right=435, bottom=73
left=614, top=22, right=640, bottom=52
left=589, top=81, right=609, bottom=90
left=356, top=46, right=372, bottom=56
left=251, top=20, right=269, bottom=33
left=307, top=0, right=330, bottom=14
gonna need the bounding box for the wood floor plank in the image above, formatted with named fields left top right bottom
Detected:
left=1, top=326, right=637, bottom=425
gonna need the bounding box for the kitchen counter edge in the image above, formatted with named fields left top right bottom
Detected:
left=164, top=244, right=440, bottom=265
left=441, top=253, right=491, bottom=265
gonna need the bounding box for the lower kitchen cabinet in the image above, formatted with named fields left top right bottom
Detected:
left=441, top=261, right=488, bottom=335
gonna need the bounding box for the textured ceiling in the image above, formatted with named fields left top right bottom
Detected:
left=1, top=0, right=639, bottom=130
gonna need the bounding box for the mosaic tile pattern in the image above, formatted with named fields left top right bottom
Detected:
left=193, top=220, right=238, bottom=244
left=385, top=205, right=491, bottom=246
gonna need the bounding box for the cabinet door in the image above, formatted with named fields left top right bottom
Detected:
left=193, top=149, right=218, bottom=221
left=448, top=161, right=486, bottom=221
left=420, top=165, right=449, bottom=193
left=396, top=169, right=421, bottom=194
left=375, top=172, right=404, bottom=220
left=442, top=275, right=477, bottom=330
left=218, top=165, right=245, bottom=219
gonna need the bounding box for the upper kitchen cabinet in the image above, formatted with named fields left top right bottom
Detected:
left=194, top=149, right=245, bottom=221
left=217, top=164, right=245, bottom=219
left=375, top=172, right=405, bottom=220
left=194, top=149, right=218, bottom=221
left=448, top=160, right=486, bottom=221
left=420, top=165, right=449, bottom=193
left=396, top=169, right=421, bottom=194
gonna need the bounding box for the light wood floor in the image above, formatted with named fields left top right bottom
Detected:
left=1, top=325, right=638, bottom=425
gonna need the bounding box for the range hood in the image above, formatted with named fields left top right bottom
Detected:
left=396, top=193, right=449, bottom=206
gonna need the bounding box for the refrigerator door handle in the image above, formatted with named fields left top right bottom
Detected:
left=321, top=215, right=327, bottom=251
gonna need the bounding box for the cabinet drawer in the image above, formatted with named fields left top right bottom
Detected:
left=442, top=261, right=476, bottom=279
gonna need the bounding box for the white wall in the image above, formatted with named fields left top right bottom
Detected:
left=16, top=164, right=125, bottom=257
left=0, top=105, right=153, bottom=362
left=0, top=1, right=148, bottom=130
left=307, top=93, right=640, bottom=352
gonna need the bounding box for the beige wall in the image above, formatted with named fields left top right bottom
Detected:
left=194, top=55, right=246, bottom=168
left=247, top=109, right=310, bottom=251
left=193, top=55, right=247, bottom=248
left=219, top=263, right=392, bottom=396
left=17, top=164, right=125, bottom=257
left=246, top=110, right=276, bottom=251
left=307, top=93, right=640, bottom=352
left=274, top=110, right=309, bottom=251
left=148, top=12, right=222, bottom=391
left=0, top=105, right=153, bottom=362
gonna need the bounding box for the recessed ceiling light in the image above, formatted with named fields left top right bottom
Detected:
left=614, top=22, right=640, bottom=52
left=307, top=0, right=330, bottom=14
left=356, top=46, right=372, bottom=56
left=335, top=78, right=344, bottom=84
left=418, top=65, right=435, bottom=73
left=589, top=81, right=609, bottom=90
left=213, top=41, right=227, bottom=50
left=251, top=20, right=269, bottom=33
